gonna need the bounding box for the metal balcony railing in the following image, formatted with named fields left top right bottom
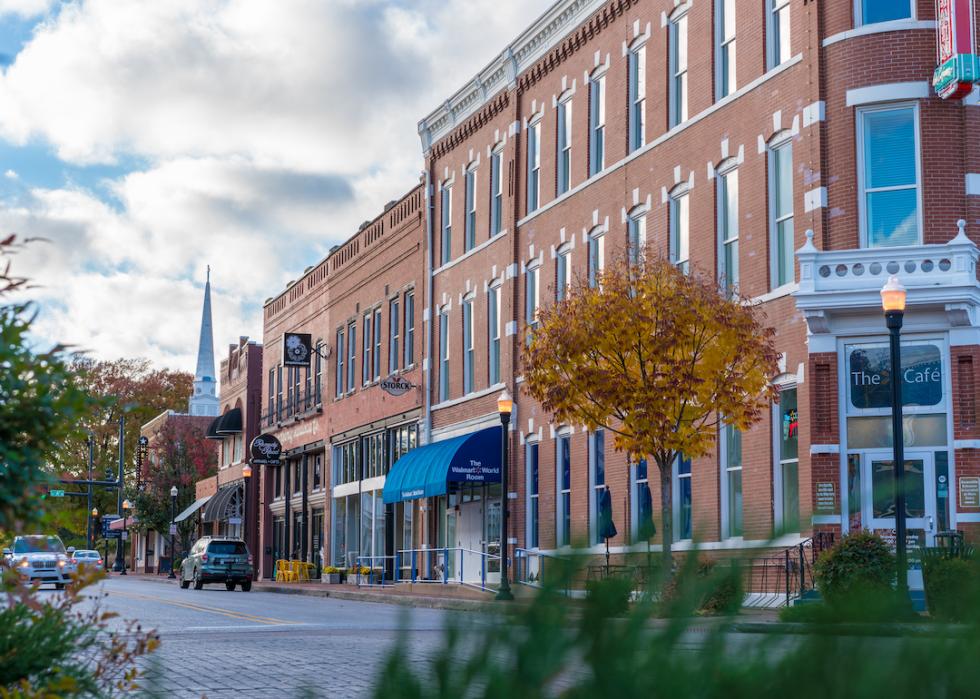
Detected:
left=261, top=383, right=322, bottom=429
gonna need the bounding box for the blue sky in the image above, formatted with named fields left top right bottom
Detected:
left=0, top=0, right=551, bottom=372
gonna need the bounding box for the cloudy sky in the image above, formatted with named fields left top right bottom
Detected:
left=0, top=0, right=551, bottom=373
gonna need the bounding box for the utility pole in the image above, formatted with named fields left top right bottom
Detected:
left=86, top=432, right=94, bottom=549
left=113, top=415, right=126, bottom=572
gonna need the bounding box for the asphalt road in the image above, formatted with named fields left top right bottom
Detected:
left=80, top=576, right=457, bottom=698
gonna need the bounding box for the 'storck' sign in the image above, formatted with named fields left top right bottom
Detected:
left=933, top=0, right=979, bottom=100
left=380, top=376, right=414, bottom=397
left=249, top=433, right=283, bottom=465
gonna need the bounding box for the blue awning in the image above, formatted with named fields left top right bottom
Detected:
left=382, top=426, right=502, bottom=504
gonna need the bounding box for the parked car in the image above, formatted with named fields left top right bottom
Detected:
left=70, top=549, right=104, bottom=571
left=2, top=535, right=75, bottom=589
left=179, top=537, right=253, bottom=591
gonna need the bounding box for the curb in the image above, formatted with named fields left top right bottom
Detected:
left=259, top=584, right=499, bottom=611
left=730, top=621, right=971, bottom=638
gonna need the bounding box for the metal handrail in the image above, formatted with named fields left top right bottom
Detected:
left=392, top=547, right=501, bottom=592
left=355, top=555, right=396, bottom=587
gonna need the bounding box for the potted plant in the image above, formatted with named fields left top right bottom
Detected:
left=322, top=565, right=344, bottom=584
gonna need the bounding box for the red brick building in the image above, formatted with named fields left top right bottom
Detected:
left=407, top=0, right=980, bottom=591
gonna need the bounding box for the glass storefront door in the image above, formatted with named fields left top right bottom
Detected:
left=860, top=450, right=937, bottom=548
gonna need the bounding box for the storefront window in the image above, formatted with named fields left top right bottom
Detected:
left=724, top=425, right=743, bottom=538
left=527, top=443, right=539, bottom=548
left=778, top=387, right=800, bottom=533
left=634, top=458, right=652, bottom=542
left=872, top=459, right=925, bottom=519
left=674, top=454, right=692, bottom=540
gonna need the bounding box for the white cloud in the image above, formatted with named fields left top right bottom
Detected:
left=3, top=169, right=16, bottom=179
left=0, top=0, right=56, bottom=19
left=0, top=0, right=554, bottom=370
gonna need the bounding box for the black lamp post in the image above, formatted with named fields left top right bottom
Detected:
left=496, top=389, right=514, bottom=601
left=169, top=486, right=178, bottom=579
left=243, top=464, right=253, bottom=581
left=120, top=499, right=131, bottom=575
left=881, top=275, right=909, bottom=596
left=90, top=507, right=99, bottom=550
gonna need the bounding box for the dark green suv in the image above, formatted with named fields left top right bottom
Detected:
left=179, top=537, right=253, bottom=591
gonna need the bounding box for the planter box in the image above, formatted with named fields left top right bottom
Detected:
left=323, top=573, right=343, bottom=584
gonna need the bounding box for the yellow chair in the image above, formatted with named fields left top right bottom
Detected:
left=275, top=559, right=296, bottom=582
left=291, top=560, right=315, bottom=582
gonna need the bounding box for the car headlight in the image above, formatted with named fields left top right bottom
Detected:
left=18, top=558, right=29, bottom=568
left=58, top=560, right=66, bottom=568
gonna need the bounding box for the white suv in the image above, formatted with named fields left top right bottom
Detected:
left=3, top=535, right=76, bottom=589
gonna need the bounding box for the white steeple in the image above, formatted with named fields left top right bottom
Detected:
left=189, top=266, right=219, bottom=417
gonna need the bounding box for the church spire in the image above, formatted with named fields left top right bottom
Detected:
left=189, top=266, right=219, bottom=417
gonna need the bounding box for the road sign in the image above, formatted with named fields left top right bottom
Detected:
left=49, top=489, right=65, bottom=497
left=101, top=514, right=121, bottom=538
left=169, top=524, right=177, bottom=535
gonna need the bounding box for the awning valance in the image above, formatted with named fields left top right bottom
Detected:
left=202, top=483, right=242, bottom=523
left=174, top=496, right=212, bottom=523
left=382, top=426, right=501, bottom=504
left=206, top=408, right=243, bottom=439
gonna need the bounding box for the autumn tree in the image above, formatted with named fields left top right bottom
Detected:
left=132, top=418, right=217, bottom=556
left=522, top=255, right=779, bottom=568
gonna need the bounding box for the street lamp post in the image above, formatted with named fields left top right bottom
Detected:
left=496, top=389, right=514, bottom=601
left=90, top=507, right=99, bottom=551
left=120, top=499, right=131, bottom=576
left=243, top=464, right=253, bottom=580
left=881, top=275, right=908, bottom=596
left=169, top=486, right=178, bottom=579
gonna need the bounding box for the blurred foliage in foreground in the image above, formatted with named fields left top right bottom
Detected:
left=373, top=550, right=980, bottom=699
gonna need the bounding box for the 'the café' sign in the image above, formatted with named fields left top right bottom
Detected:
left=849, top=344, right=943, bottom=410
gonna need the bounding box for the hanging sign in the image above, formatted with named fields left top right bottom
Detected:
left=136, top=435, right=149, bottom=492
left=249, top=433, right=283, bottom=465
left=380, top=376, right=414, bottom=396
left=282, top=333, right=313, bottom=368
left=933, top=0, right=979, bottom=100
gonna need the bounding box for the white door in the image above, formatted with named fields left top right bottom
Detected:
left=456, top=501, right=484, bottom=584
left=863, top=450, right=937, bottom=548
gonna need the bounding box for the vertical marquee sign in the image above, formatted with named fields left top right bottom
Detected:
left=934, top=0, right=980, bottom=100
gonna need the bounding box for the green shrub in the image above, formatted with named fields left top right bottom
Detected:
left=815, top=531, right=895, bottom=615
left=660, top=556, right=742, bottom=616
left=922, top=552, right=980, bottom=622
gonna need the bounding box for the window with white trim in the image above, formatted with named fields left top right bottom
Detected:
left=440, top=184, right=452, bottom=265
left=403, top=290, right=415, bottom=367
left=276, top=365, right=282, bottom=416
left=858, top=104, right=921, bottom=248
left=628, top=43, right=646, bottom=152
left=525, top=263, right=540, bottom=342
left=462, top=296, right=474, bottom=394
left=438, top=307, right=449, bottom=402
left=388, top=297, right=399, bottom=375
left=628, top=212, right=647, bottom=266
left=858, top=0, right=912, bottom=25
left=557, top=432, right=571, bottom=546
left=717, top=167, right=739, bottom=292
left=769, top=139, right=794, bottom=288
left=669, top=188, right=690, bottom=274
left=633, top=457, right=653, bottom=542
left=346, top=320, right=356, bottom=391
left=673, top=454, right=692, bottom=541
left=526, top=441, right=540, bottom=548
left=335, top=329, right=344, bottom=397
left=490, top=147, right=503, bottom=236
left=669, top=9, right=689, bottom=127
left=362, top=312, right=372, bottom=386
left=590, top=430, right=606, bottom=545
left=527, top=120, right=541, bottom=213
left=556, top=246, right=571, bottom=301
left=721, top=424, right=743, bottom=538
left=588, top=231, right=604, bottom=288
left=373, top=308, right=382, bottom=380
left=775, top=386, right=800, bottom=533
left=488, top=284, right=501, bottom=385
left=589, top=73, right=606, bottom=176
left=557, top=99, right=572, bottom=195
left=716, top=0, right=736, bottom=99
left=767, top=0, right=791, bottom=70
left=464, top=166, right=477, bottom=252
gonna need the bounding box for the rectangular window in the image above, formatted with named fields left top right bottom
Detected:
left=404, top=291, right=415, bottom=367
left=558, top=434, right=571, bottom=546
left=347, top=321, right=356, bottom=392
left=556, top=249, right=571, bottom=300
left=718, top=169, right=739, bottom=292
left=591, top=430, right=606, bottom=545
left=770, top=142, right=794, bottom=288
left=440, top=184, right=452, bottom=265
left=464, top=167, right=477, bottom=251
left=723, top=425, right=743, bottom=538
left=628, top=214, right=647, bottom=266
left=634, top=458, right=653, bottom=542
left=669, top=12, right=689, bottom=127
left=589, top=75, right=606, bottom=176
left=588, top=233, right=604, bottom=288
left=388, top=298, right=399, bottom=375
left=556, top=99, right=572, bottom=195
left=859, top=0, right=912, bottom=25
left=488, top=285, right=501, bottom=385
left=373, top=309, right=382, bottom=380
left=674, top=454, right=693, bottom=540
left=276, top=365, right=283, bottom=418
left=462, top=298, right=474, bottom=394
left=716, top=0, right=736, bottom=98
left=314, top=342, right=322, bottom=404
left=628, top=45, right=646, bottom=151
left=778, top=387, right=800, bottom=533
left=525, top=265, right=540, bottom=340
left=362, top=312, right=372, bottom=385
left=335, top=329, right=345, bottom=397
left=274, top=464, right=282, bottom=498
left=438, top=309, right=449, bottom=402
left=527, top=121, right=541, bottom=213
left=670, top=191, right=690, bottom=274
left=490, top=149, right=503, bottom=236
left=313, top=453, right=322, bottom=490
left=859, top=105, right=920, bottom=247
left=267, top=367, right=274, bottom=418
left=767, top=0, right=791, bottom=69
left=527, top=443, right=539, bottom=548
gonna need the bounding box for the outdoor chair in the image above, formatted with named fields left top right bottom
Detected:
left=275, top=559, right=297, bottom=582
